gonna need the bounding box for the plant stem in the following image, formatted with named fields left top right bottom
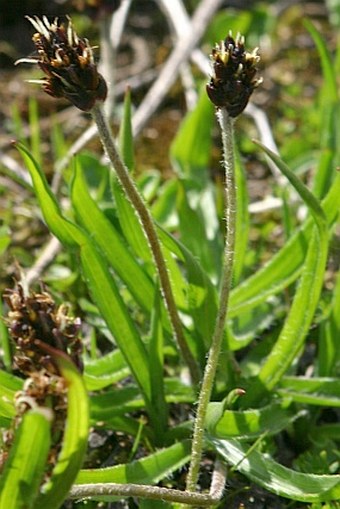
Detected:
left=91, top=103, right=200, bottom=385
left=69, top=461, right=226, bottom=505
left=185, top=109, right=236, bottom=492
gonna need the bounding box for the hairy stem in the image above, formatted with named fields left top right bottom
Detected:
left=185, top=109, right=236, bottom=492
left=69, top=461, right=226, bottom=505
left=91, top=103, right=200, bottom=384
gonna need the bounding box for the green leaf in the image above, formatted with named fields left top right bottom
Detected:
left=89, top=378, right=195, bottom=424
left=36, top=350, right=89, bottom=509
left=176, top=179, right=222, bottom=278
left=0, top=226, right=10, bottom=256
left=304, top=20, right=338, bottom=103
left=84, top=350, right=130, bottom=390
left=253, top=141, right=326, bottom=230
left=244, top=146, right=329, bottom=402
left=0, top=369, right=22, bottom=393
left=17, top=143, right=152, bottom=405
left=152, top=178, right=179, bottom=227
left=318, top=270, right=340, bottom=376
left=229, top=172, right=340, bottom=318
left=212, top=438, right=340, bottom=502
left=118, top=87, right=135, bottom=172
left=148, top=284, right=168, bottom=442
left=304, top=22, right=338, bottom=199
left=206, top=401, right=305, bottom=439
left=170, top=85, right=214, bottom=178
left=157, top=224, right=217, bottom=355
left=80, top=241, right=152, bottom=402
left=278, top=376, right=340, bottom=406
left=0, top=409, right=51, bottom=509
left=233, top=148, right=250, bottom=285
left=312, top=102, right=339, bottom=199
left=76, top=440, right=191, bottom=485
left=0, top=370, right=22, bottom=420
left=71, top=161, right=155, bottom=313
left=90, top=386, right=142, bottom=419
left=113, top=179, right=153, bottom=266
left=15, top=142, right=84, bottom=247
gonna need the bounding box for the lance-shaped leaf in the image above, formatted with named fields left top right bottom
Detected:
left=15, top=142, right=152, bottom=404
left=211, top=438, right=340, bottom=503
left=36, top=346, right=89, bottom=509
left=0, top=409, right=51, bottom=509
left=243, top=143, right=329, bottom=404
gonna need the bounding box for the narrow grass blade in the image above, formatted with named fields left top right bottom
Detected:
left=36, top=349, right=89, bottom=509
left=304, top=20, right=338, bottom=103
left=0, top=409, right=51, bottom=509
left=212, top=438, right=340, bottom=503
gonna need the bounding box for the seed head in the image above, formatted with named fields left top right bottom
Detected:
left=206, top=32, right=262, bottom=117
left=4, top=284, right=83, bottom=374
left=16, top=16, right=107, bottom=111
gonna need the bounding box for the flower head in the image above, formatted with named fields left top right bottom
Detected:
left=4, top=284, right=82, bottom=374
left=16, top=16, right=107, bottom=111
left=206, top=32, right=262, bottom=117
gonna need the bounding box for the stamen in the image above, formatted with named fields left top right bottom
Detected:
left=42, top=15, right=52, bottom=33
left=26, top=79, right=48, bottom=85
left=14, top=57, right=39, bottom=65
left=235, top=63, right=243, bottom=76
left=16, top=395, right=38, bottom=410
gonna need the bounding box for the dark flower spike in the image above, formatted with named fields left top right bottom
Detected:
left=16, top=15, right=107, bottom=111
left=4, top=283, right=83, bottom=375
left=206, top=31, right=262, bottom=117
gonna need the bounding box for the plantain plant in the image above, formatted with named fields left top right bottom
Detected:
left=0, top=12, right=339, bottom=509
